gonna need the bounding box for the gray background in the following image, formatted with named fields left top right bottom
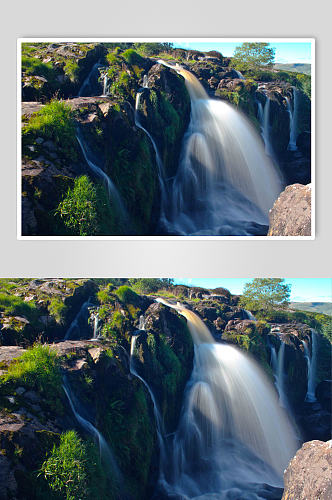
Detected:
left=1, top=0, right=331, bottom=279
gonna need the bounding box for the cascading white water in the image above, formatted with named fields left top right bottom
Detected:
left=154, top=61, right=282, bottom=236
left=64, top=300, right=92, bottom=340
left=78, top=60, right=104, bottom=97
left=92, top=311, right=100, bottom=339
left=62, top=376, right=122, bottom=482
left=275, top=340, right=289, bottom=410
left=305, top=329, right=318, bottom=401
left=243, top=309, right=257, bottom=321
left=135, top=88, right=168, bottom=219
left=233, top=69, right=246, bottom=80
left=154, top=298, right=298, bottom=499
left=287, top=88, right=299, bottom=150
left=130, top=333, right=166, bottom=446
left=76, top=128, right=129, bottom=224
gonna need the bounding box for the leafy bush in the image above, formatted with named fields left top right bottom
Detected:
left=2, top=344, right=61, bottom=398
left=55, top=176, right=99, bottom=236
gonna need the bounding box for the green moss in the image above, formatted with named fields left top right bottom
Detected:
left=122, top=49, right=144, bottom=66
left=115, top=286, right=139, bottom=304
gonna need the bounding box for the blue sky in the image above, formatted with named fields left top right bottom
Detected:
left=174, top=40, right=313, bottom=64
left=173, top=278, right=331, bottom=302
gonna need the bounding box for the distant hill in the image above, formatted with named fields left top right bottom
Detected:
left=290, top=302, right=332, bottom=316
left=274, top=63, right=311, bottom=75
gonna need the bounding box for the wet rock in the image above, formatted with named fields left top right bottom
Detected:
left=282, top=440, right=332, bottom=500
left=0, top=454, right=17, bottom=500
left=316, top=380, right=332, bottom=412
left=15, top=387, right=26, bottom=395
left=296, top=131, right=311, bottom=160
left=268, top=183, right=311, bottom=236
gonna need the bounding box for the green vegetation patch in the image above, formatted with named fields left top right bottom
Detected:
left=22, top=100, right=77, bottom=162
left=54, top=175, right=121, bottom=236
left=0, top=292, right=38, bottom=321
left=38, top=430, right=115, bottom=500
left=1, top=344, right=61, bottom=400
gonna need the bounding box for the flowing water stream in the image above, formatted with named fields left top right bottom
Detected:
left=145, top=299, right=299, bottom=499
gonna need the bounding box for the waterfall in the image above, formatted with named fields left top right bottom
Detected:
left=243, top=309, right=257, bottom=321
left=130, top=334, right=166, bottom=446
left=275, top=340, right=289, bottom=410
left=135, top=87, right=168, bottom=220
left=233, top=69, right=245, bottom=80
left=64, top=300, right=92, bottom=340
left=155, top=61, right=282, bottom=236
left=76, top=128, right=129, bottom=224
left=287, top=88, right=299, bottom=151
left=78, top=60, right=104, bottom=97
left=305, top=329, right=318, bottom=401
left=62, top=376, right=122, bottom=482
left=258, top=96, right=275, bottom=159
left=91, top=310, right=100, bottom=339
left=154, top=298, right=298, bottom=499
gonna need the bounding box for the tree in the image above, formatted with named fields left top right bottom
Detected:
left=231, top=43, right=275, bottom=72
left=239, top=278, right=291, bottom=311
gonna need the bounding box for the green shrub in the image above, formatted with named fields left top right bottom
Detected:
left=54, top=175, right=121, bottom=236
left=39, top=430, right=114, bottom=500
left=55, top=176, right=99, bottom=236
left=2, top=344, right=61, bottom=398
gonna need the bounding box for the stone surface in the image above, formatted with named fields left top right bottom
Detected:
left=282, top=440, right=332, bottom=500
left=268, top=183, right=311, bottom=236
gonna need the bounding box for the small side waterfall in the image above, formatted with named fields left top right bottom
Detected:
left=287, top=88, right=299, bottom=150
left=243, top=309, right=257, bottom=321
left=154, top=298, right=298, bottom=499
left=135, top=83, right=167, bottom=220
left=155, top=60, right=282, bottom=236
left=78, top=60, right=105, bottom=97
left=130, top=326, right=166, bottom=445
left=76, top=128, right=129, bottom=224
left=64, top=300, right=92, bottom=341
left=62, top=376, right=122, bottom=482
left=305, top=329, right=318, bottom=401
left=233, top=69, right=245, bottom=80
left=91, top=310, right=100, bottom=339
left=258, top=96, right=275, bottom=159
left=276, top=341, right=288, bottom=410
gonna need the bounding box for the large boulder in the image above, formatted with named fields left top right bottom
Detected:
left=268, top=183, right=311, bottom=236
left=282, top=440, right=332, bottom=500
